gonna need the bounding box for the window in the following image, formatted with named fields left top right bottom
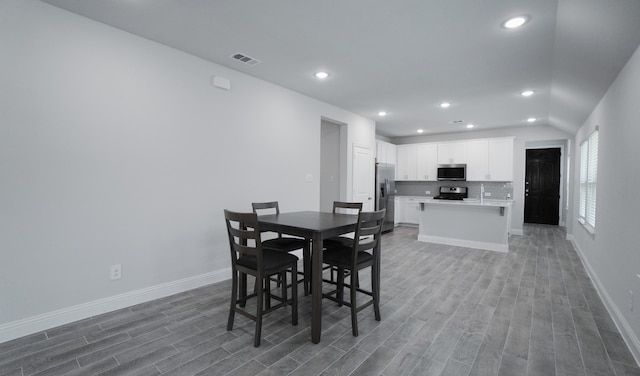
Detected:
left=578, top=129, right=598, bottom=232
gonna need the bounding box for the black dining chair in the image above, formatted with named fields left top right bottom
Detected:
left=322, top=209, right=385, bottom=336
left=252, top=201, right=310, bottom=294
left=224, top=209, right=298, bottom=347
left=323, top=201, right=363, bottom=282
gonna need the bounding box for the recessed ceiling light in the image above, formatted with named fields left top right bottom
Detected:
left=417, top=129, right=424, bottom=134
left=378, top=111, right=387, bottom=117
left=521, top=90, right=535, bottom=97
left=527, top=117, right=537, bottom=123
left=314, top=71, right=330, bottom=79
left=440, top=102, right=451, bottom=108
left=503, top=16, right=528, bottom=29
left=466, top=124, right=475, bottom=129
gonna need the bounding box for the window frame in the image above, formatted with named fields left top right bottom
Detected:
left=578, top=129, right=598, bottom=234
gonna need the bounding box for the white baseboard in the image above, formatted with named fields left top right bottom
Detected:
left=570, top=237, right=640, bottom=366
left=0, top=268, right=231, bottom=344
left=418, top=234, right=508, bottom=253
left=511, top=228, right=524, bottom=236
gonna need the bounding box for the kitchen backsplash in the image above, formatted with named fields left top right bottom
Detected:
left=395, top=181, right=513, bottom=200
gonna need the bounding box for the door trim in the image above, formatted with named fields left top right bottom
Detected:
left=524, top=145, right=564, bottom=226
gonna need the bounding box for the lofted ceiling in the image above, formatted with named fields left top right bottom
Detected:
left=41, top=0, right=640, bottom=138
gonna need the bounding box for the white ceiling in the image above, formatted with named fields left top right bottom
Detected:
left=41, top=0, right=640, bottom=138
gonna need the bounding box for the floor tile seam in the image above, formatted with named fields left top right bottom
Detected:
left=1, top=336, right=89, bottom=375
left=460, top=306, right=505, bottom=374
left=108, top=328, right=193, bottom=365
left=568, top=307, right=619, bottom=375
left=552, top=306, right=588, bottom=375
left=288, top=344, right=347, bottom=376
left=375, top=332, right=428, bottom=375
left=400, top=343, right=440, bottom=376
left=328, top=344, right=364, bottom=374
left=23, top=334, right=121, bottom=376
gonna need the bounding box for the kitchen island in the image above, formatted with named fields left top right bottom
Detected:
left=418, top=198, right=514, bottom=252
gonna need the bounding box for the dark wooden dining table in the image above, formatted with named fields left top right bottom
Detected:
left=257, top=210, right=359, bottom=343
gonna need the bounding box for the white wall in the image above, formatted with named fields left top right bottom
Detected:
left=570, top=43, right=640, bottom=362
left=392, top=125, right=572, bottom=235
left=0, top=0, right=375, bottom=340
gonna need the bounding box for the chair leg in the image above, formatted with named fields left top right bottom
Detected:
left=336, top=266, right=345, bottom=306
left=281, top=271, right=287, bottom=304
left=265, top=277, right=271, bottom=309
left=255, top=275, right=264, bottom=347
left=239, top=272, right=247, bottom=307
left=372, top=265, right=381, bottom=321
left=350, top=270, right=358, bottom=336
left=303, top=244, right=311, bottom=295
left=227, top=270, right=237, bottom=331
left=291, top=263, right=298, bottom=325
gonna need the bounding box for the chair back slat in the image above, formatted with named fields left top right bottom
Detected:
left=332, top=201, right=363, bottom=215
left=251, top=201, right=284, bottom=238
left=224, top=210, right=262, bottom=261
left=352, top=210, right=386, bottom=255
left=251, top=201, right=280, bottom=215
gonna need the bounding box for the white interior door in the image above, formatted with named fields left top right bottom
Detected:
left=352, top=144, right=374, bottom=211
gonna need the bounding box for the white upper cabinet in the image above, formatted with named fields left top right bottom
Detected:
left=376, top=140, right=397, bottom=165
left=396, top=144, right=417, bottom=180
left=466, top=139, right=490, bottom=181
left=395, top=137, right=514, bottom=182
left=396, top=143, right=437, bottom=181
left=416, top=143, right=438, bottom=181
left=466, top=137, right=514, bottom=181
left=437, top=141, right=468, bottom=164
left=487, top=138, right=514, bottom=181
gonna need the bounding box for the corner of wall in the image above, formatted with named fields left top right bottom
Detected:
left=570, top=237, right=640, bottom=366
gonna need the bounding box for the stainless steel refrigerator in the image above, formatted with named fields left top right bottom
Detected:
left=375, top=162, right=395, bottom=233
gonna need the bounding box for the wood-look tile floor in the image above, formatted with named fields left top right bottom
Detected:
left=2, top=225, right=639, bottom=376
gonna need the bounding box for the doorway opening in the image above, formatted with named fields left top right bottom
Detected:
left=320, top=119, right=343, bottom=212
left=524, top=148, right=561, bottom=225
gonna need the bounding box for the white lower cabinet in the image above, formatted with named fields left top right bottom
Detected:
left=396, top=197, right=426, bottom=225
left=404, top=199, right=421, bottom=224
left=394, top=197, right=402, bottom=225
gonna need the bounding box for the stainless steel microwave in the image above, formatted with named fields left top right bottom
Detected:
left=437, top=164, right=466, bottom=181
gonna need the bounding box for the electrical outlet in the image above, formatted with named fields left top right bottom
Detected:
left=629, top=289, right=634, bottom=311
left=484, top=192, right=491, bottom=197
left=110, top=264, right=122, bottom=280
left=425, top=190, right=431, bottom=195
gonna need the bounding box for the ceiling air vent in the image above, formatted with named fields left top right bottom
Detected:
left=230, top=53, right=262, bottom=66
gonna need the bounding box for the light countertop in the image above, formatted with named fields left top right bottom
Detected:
left=418, top=197, right=514, bottom=207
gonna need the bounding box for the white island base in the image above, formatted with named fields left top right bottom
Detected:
left=418, top=200, right=513, bottom=253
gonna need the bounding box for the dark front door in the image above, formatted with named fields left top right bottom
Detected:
left=524, top=148, right=561, bottom=225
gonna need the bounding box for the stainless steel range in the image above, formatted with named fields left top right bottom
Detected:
left=433, top=186, right=468, bottom=200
